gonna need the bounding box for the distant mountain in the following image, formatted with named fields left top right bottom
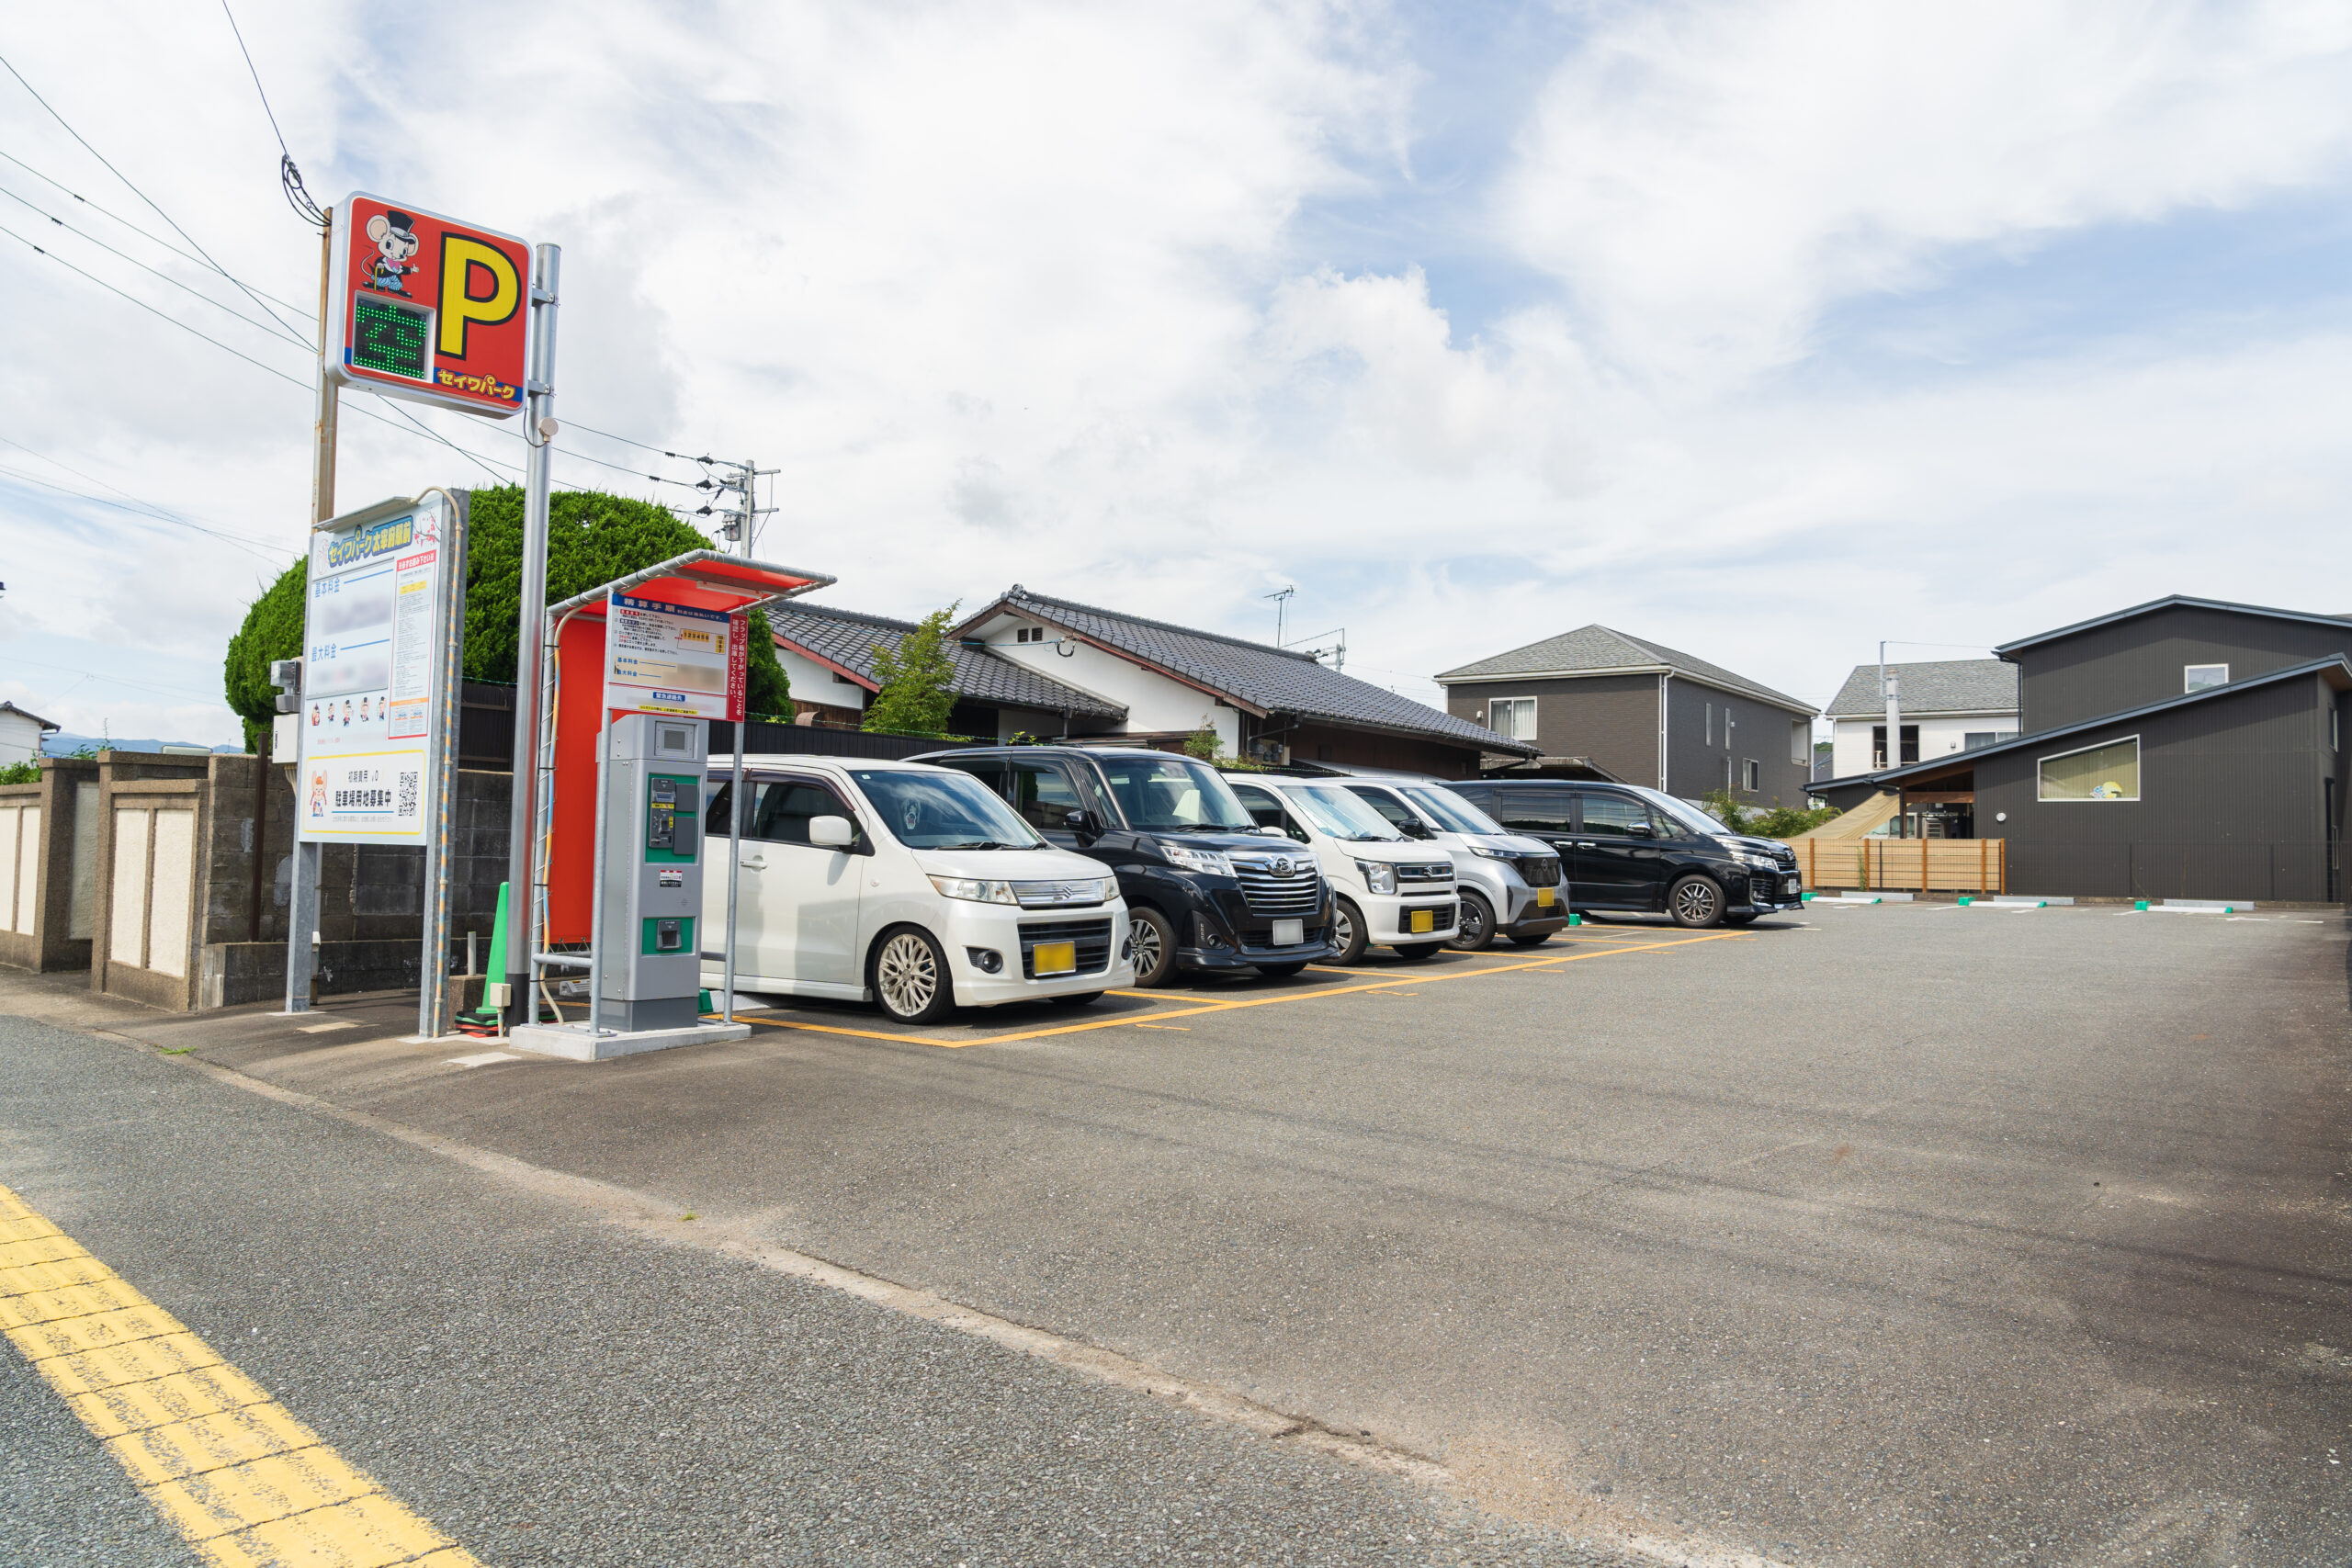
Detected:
left=40, top=732, right=238, bottom=758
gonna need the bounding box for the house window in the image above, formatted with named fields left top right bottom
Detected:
left=1790, top=719, right=1807, bottom=766
left=1014, top=626, right=1046, bottom=644
left=1963, top=731, right=1996, bottom=750
left=2184, top=663, right=2228, bottom=692
left=1705, top=704, right=1713, bottom=745
left=2335, top=708, right=2341, bottom=753
left=1487, top=697, right=1536, bottom=741
left=1871, top=725, right=1919, bottom=768
left=2039, top=736, right=2140, bottom=802
left=1741, top=759, right=1759, bottom=791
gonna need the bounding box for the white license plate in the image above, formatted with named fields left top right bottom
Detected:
left=1033, top=941, right=1077, bottom=976
left=1271, top=919, right=1304, bottom=946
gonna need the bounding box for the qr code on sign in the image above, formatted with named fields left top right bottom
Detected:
left=396, top=771, right=419, bottom=818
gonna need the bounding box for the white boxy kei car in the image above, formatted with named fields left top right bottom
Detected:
left=1220, top=773, right=1461, bottom=962
left=698, top=757, right=1135, bottom=1024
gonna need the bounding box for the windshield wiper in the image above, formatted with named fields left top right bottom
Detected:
left=932, top=840, right=1002, bottom=850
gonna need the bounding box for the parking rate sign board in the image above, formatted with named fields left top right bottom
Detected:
left=602, top=595, right=748, bottom=722
left=325, top=194, right=530, bottom=419
left=298, top=499, right=452, bottom=844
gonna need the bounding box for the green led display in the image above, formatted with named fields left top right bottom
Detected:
left=349, top=294, right=433, bottom=382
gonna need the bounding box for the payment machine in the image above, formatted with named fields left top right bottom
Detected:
left=600, top=713, right=708, bottom=1030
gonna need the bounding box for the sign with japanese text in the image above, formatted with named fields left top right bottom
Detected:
left=325, top=193, right=530, bottom=419
left=297, top=496, right=453, bottom=844
left=602, top=595, right=745, bottom=722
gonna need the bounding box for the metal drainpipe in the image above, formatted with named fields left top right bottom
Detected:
left=1657, top=674, right=1670, bottom=791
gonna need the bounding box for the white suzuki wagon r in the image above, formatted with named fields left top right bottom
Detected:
left=700, top=757, right=1134, bottom=1023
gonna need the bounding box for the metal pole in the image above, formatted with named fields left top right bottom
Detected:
left=587, top=700, right=613, bottom=1044
left=415, top=490, right=469, bottom=1041
left=723, top=725, right=743, bottom=1023
left=501, top=243, right=560, bottom=1027
left=284, top=209, right=338, bottom=1014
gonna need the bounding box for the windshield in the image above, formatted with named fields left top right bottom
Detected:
left=1283, top=784, right=1403, bottom=841
left=1404, top=786, right=1504, bottom=837
left=1095, top=753, right=1257, bottom=831
left=1632, top=786, right=1731, bottom=838
left=849, top=769, right=1044, bottom=850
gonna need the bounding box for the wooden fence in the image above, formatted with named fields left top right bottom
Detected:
left=1776, top=837, right=2006, bottom=894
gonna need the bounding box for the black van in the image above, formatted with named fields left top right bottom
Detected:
left=1446, top=780, right=1802, bottom=928
left=910, top=745, right=1334, bottom=985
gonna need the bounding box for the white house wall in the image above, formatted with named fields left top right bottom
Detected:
left=0, top=713, right=42, bottom=766
left=775, top=646, right=867, bottom=711
left=1830, top=714, right=2017, bottom=776
left=979, top=619, right=1240, bottom=750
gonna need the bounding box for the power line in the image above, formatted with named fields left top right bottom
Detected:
left=0, top=150, right=311, bottom=316
left=216, top=0, right=326, bottom=228
left=0, top=50, right=312, bottom=335
left=0, top=461, right=287, bottom=564
left=0, top=183, right=312, bottom=351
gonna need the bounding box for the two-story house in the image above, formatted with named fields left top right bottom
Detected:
left=1823, top=660, right=2018, bottom=777
left=1816, top=596, right=2352, bottom=901
left=1435, top=626, right=1816, bottom=804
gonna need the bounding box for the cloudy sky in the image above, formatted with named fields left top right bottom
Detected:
left=5, top=0, right=2350, bottom=747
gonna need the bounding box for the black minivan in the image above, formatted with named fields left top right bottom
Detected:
left=910, top=745, right=1335, bottom=985
left=1447, top=780, right=1802, bottom=927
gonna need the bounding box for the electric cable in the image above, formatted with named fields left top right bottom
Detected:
left=0, top=51, right=313, bottom=334
left=0, top=183, right=312, bottom=350
left=0, top=150, right=311, bottom=315
left=216, top=0, right=325, bottom=227
left=0, top=433, right=291, bottom=551
left=0, top=461, right=287, bottom=564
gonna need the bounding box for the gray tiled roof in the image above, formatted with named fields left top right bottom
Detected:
left=765, top=602, right=1125, bottom=719
left=971, top=587, right=1536, bottom=755
left=1435, top=625, right=1811, bottom=712
left=1823, top=660, right=2017, bottom=718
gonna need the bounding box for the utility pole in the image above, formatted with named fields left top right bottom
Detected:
left=282, top=209, right=336, bottom=1015
left=501, top=243, right=561, bottom=1030
left=1881, top=638, right=1903, bottom=835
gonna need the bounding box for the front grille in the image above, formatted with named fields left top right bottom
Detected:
left=1018, top=917, right=1114, bottom=978
left=1229, top=854, right=1324, bottom=916
left=1397, top=902, right=1457, bottom=935
left=1396, top=862, right=1453, bottom=885
left=1510, top=853, right=1561, bottom=886
left=1747, top=874, right=1798, bottom=906
left=1012, top=878, right=1107, bottom=909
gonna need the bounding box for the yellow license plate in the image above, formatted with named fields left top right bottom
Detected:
left=1033, top=941, right=1078, bottom=976
left=1409, top=909, right=1435, bottom=934
left=1536, top=886, right=1555, bottom=908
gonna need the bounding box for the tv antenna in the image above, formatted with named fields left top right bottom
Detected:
left=1264, top=585, right=1295, bottom=647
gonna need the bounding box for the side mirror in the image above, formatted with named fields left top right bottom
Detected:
left=1400, top=818, right=1430, bottom=838
left=1626, top=821, right=1655, bottom=839
left=1065, top=808, right=1102, bottom=840
left=810, top=814, right=856, bottom=849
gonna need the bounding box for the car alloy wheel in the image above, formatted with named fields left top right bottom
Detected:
left=1330, top=897, right=1369, bottom=964
left=1451, top=890, right=1495, bottom=952
left=1128, top=908, right=1177, bottom=987
left=875, top=931, right=945, bottom=1021
left=1669, top=875, right=1723, bottom=929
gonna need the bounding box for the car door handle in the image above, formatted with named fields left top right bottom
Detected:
left=740, top=853, right=766, bottom=869
left=1572, top=840, right=1595, bottom=849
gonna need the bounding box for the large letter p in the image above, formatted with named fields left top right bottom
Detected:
left=437, top=236, right=521, bottom=360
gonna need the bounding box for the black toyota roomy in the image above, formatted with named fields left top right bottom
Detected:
left=911, top=745, right=1336, bottom=984
left=1446, top=780, right=1803, bottom=927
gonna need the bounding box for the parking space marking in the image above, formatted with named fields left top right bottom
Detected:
left=737, top=931, right=1743, bottom=1051
left=0, top=1182, right=481, bottom=1568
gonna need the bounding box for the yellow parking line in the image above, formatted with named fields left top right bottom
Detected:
left=739, top=932, right=1740, bottom=1050
left=0, top=1183, right=480, bottom=1568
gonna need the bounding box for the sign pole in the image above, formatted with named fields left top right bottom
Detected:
left=283, top=210, right=338, bottom=1015
left=501, top=243, right=560, bottom=1029
left=414, top=490, right=469, bottom=1040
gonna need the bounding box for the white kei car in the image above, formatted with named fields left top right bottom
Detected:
left=1220, top=774, right=1461, bottom=962
left=699, top=757, right=1135, bottom=1023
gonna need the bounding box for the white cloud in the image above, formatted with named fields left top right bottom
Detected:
left=1499, top=0, right=2352, bottom=382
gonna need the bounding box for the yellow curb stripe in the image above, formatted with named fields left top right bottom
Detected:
left=741, top=931, right=1740, bottom=1049
left=0, top=1182, right=480, bottom=1567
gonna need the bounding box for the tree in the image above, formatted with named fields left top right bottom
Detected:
left=221, top=485, right=792, bottom=749
left=864, top=604, right=961, bottom=736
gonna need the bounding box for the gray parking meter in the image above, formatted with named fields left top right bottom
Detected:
left=601, top=713, right=708, bottom=1030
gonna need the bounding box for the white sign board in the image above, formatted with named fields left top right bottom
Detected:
left=297, top=496, right=453, bottom=844
left=602, top=593, right=744, bottom=721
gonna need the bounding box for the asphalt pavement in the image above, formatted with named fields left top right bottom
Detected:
left=6, top=904, right=2351, bottom=1565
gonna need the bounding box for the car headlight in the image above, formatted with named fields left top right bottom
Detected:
left=1355, top=859, right=1399, bottom=895
left=1156, top=840, right=1235, bottom=877
left=1466, top=843, right=1510, bottom=860
left=929, top=875, right=1018, bottom=905
left=1736, top=852, right=1778, bottom=869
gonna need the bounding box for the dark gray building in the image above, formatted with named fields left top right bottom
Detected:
left=1435, top=625, right=1816, bottom=804
left=1817, top=596, right=2352, bottom=901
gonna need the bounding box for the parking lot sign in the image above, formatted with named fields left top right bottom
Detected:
left=325, top=194, right=531, bottom=419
